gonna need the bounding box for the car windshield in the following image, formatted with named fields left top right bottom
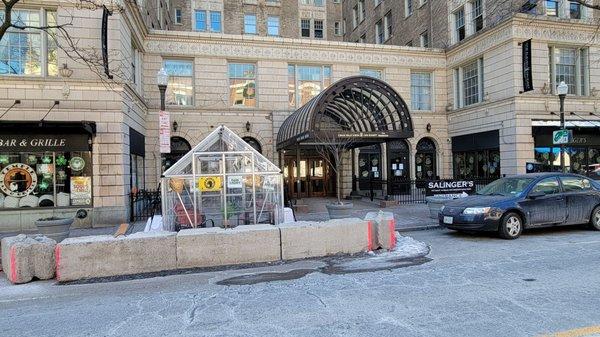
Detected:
left=476, top=177, right=535, bottom=197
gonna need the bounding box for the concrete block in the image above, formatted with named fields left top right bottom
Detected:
left=55, top=231, right=177, bottom=282
left=1, top=235, right=56, bottom=284
left=278, top=219, right=369, bottom=260
left=365, top=212, right=397, bottom=251
left=176, top=225, right=281, bottom=269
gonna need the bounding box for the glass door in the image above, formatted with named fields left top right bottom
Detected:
left=308, top=158, right=326, bottom=197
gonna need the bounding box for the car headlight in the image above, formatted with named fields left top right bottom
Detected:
left=463, top=207, right=490, bottom=215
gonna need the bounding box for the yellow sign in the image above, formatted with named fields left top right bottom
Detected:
left=198, top=176, right=222, bottom=192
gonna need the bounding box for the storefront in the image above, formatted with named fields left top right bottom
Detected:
left=452, top=130, right=501, bottom=179
left=533, top=124, right=600, bottom=179
left=0, top=121, right=95, bottom=213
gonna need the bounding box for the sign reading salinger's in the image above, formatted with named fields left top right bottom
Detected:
left=425, top=180, right=475, bottom=197
left=0, top=134, right=90, bottom=151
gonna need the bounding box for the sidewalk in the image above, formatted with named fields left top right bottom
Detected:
left=294, top=198, right=439, bottom=232
left=0, top=198, right=438, bottom=240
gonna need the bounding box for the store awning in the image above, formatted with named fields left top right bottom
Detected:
left=276, top=76, right=414, bottom=150
left=0, top=121, right=96, bottom=152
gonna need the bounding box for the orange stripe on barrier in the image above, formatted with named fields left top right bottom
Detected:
left=9, top=246, right=17, bottom=283
left=367, top=221, right=373, bottom=251
left=54, top=245, right=61, bottom=281
left=389, top=219, right=396, bottom=250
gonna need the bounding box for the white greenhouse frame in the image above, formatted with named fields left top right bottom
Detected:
left=161, top=125, right=284, bottom=231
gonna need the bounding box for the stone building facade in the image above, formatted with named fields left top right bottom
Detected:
left=1, top=0, right=600, bottom=233
left=169, top=0, right=343, bottom=41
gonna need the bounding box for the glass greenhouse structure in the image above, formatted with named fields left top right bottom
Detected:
left=161, top=126, right=284, bottom=231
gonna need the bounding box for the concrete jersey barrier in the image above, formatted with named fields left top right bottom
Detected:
left=278, top=218, right=370, bottom=260
left=55, top=231, right=177, bottom=282
left=176, top=224, right=281, bottom=269
left=1, top=235, right=56, bottom=284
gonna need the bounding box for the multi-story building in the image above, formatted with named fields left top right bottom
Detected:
left=169, top=0, right=344, bottom=41
left=1, top=0, right=600, bottom=233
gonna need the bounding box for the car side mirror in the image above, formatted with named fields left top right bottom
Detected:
left=528, top=191, right=545, bottom=199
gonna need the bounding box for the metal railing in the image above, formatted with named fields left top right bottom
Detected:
left=352, top=177, right=497, bottom=204
left=130, top=189, right=162, bottom=222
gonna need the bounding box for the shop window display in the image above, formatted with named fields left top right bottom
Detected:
left=534, top=146, right=600, bottom=178
left=453, top=149, right=500, bottom=179
left=0, top=151, right=92, bottom=209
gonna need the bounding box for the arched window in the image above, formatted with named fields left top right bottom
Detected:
left=162, top=137, right=191, bottom=172
left=415, top=138, right=437, bottom=180
left=242, top=137, right=262, bottom=154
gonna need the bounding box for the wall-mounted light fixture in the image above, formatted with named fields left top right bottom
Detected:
left=245, top=121, right=251, bottom=132
left=172, top=121, right=178, bottom=132
left=59, top=63, right=73, bottom=78
left=426, top=123, right=432, bottom=133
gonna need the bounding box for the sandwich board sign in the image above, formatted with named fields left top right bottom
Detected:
left=553, top=130, right=572, bottom=145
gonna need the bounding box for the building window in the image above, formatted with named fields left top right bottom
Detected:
left=288, top=65, right=332, bottom=108
left=454, top=149, right=500, bottom=179
left=194, top=10, right=206, bottom=31
left=454, top=58, right=484, bottom=108
left=314, top=0, right=324, bottom=6
left=454, top=7, right=465, bottom=42
left=570, top=1, right=582, bottom=19
left=359, top=0, right=366, bottom=22
left=359, top=33, right=366, bottom=43
left=244, top=14, right=257, bottom=34
left=411, top=72, right=432, bottom=111
left=374, top=0, right=383, bottom=7
left=549, top=47, right=588, bottom=95
left=163, top=59, right=194, bottom=106
left=415, top=138, right=437, bottom=180
left=384, top=11, right=392, bottom=41
left=420, top=31, right=429, bottom=47
left=0, top=9, right=58, bottom=76
left=375, top=20, right=384, bottom=44
left=471, top=0, right=483, bottom=33
left=175, top=8, right=182, bottom=24
left=334, top=21, right=341, bottom=36
left=405, top=0, right=413, bottom=17
left=228, top=63, right=257, bottom=107
left=360, top=68, right=383, bottom=79
left=314, top=20, right=324, bottom=39
left=210, top=12, right=222, bottom=32
left=545, top=0, right=558, bottom=16
left=301, top=19, right=311, bottom=37
left=267, top=16, right=280, bottom=36
left=352, top=5, right=358, bottom=28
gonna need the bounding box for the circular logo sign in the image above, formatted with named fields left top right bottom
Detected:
left=70, top=157, right=85, bottom=171
left=0, top=163, right=38, bottom=197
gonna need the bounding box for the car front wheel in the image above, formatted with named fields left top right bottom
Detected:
left=498, top=212, right=523, bottom=240
left=590, top=206, right=600, bottom=231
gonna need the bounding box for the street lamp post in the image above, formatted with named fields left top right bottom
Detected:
left=557, top=81, right=568, bottom=173
left=157, top=68, right=169, bottom=111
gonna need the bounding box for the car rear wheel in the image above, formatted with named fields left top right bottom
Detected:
left=590, top=206, right=600, bottom=231
left=498, top=212, right=523, bottom=240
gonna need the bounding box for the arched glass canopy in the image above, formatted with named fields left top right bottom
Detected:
left=276, top=76, right=414, bottom=150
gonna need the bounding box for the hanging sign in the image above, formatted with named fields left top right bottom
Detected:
left=553, top=129, right=573, bottom=145
left=522, top=39, right=533, bottom=92
left=227, top=175, right=243, bottom=189
left=159, top=110, right=171, bottom=153
left=101, top=6, right=113, bottom=79
left=198, top=176, right=222, bottom=192
left=0, top=163, right=38, bottom=197
left=70, top=176, right=92, bottom=206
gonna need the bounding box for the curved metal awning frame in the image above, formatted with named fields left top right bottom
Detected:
left=276, top=76, right=414, bottom=150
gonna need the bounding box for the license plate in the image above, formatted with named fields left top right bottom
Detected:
left=443, top=216, right=453, bottom=225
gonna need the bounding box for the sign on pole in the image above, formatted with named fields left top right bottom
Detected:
left=159, top=110, right=171, bottom=153
left=553, top=130, right=573, bottom=145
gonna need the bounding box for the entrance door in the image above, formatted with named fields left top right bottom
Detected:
left=387, top=140, right=410, bottom=195
left=284, top=157, right=330, bottom=198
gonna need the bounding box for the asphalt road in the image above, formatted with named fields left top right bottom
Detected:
left=1, top=226, right=600, bottom=337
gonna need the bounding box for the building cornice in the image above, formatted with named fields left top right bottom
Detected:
left=144, top=31, right=447, bottom=68
left=447, top=14, right=600, bottom=66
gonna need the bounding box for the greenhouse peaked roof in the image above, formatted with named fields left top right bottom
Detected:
left=163, top=125, right=281, bottom=176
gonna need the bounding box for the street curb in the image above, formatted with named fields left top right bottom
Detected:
left=397, top=224, right=442, bottom=233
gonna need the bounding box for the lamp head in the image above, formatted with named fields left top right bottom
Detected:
left=157, top=68, right=169, bottom=87
left=557, top=81, right=568, bottom=96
